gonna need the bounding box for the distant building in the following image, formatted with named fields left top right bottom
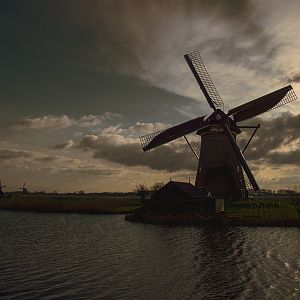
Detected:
left=258, top=189, right=273, bottom=195
left=145, top=181, right=224, bottom=214
left=277, top=189, right=298, bottom=195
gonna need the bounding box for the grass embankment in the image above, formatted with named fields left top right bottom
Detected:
left=126, top=198, right=300, bottom=227
left=0, top=194, right=141, bottom=214
left=225, top=199, right=300, bottom=225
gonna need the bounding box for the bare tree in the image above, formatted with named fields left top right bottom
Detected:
left=150, top=182, right=165, bottom=193
left=134, top=183, right=150, bottom=203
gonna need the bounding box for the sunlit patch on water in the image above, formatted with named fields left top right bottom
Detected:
left=0, top=211, right=299, bottom=299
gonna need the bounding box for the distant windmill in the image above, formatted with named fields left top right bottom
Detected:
left=19, top=182, right=28, bottom=193
left=139, top=50, right=298, bottom=200
left=0, top=180, right=6, bottom=197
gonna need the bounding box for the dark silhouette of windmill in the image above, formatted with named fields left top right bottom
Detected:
left=139, top=50, right=298, bottom=200
left=19, top=182, right=28, bottom=193
left=0, top=180, right=6, bottom=197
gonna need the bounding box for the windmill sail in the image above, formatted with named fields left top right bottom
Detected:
left=139, top=115, right=206, bottom=151
left=184, top=51, right=224, bottom=111
left=221, top=123, right=259, bottom=191
left=228, top=85, right=298, bottom=123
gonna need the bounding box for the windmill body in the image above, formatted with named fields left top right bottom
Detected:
left=0, top=180, right=6, bottom=197
left=139, top=51, right=298, bottom=201
left=195, top=125, right=245, bottom=200
left=19, top=182, right=28, bottom=193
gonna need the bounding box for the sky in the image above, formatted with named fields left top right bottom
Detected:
left=1, top=0, right=300, bottom=192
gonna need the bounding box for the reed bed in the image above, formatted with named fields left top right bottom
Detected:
left=0, top=194, right=141, bottom=214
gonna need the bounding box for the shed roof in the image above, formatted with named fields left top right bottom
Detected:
left=166, top=181, right=204, bottom=197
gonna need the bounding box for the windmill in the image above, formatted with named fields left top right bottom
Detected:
left=19, top=182, right=28, bottom=193
left=0, top=180, right=6, bottom=197
left=139, top=50, right=298, bottom=201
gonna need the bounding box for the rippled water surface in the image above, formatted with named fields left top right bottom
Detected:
left=0, top=211, right=299, bottom=299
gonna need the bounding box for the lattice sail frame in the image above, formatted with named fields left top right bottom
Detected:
left=186, top=51, right=224, bottom=110
left=139, top=130, right=165, bottom=150
left=268, top=87, right=298, bottom=112
left=238, top=87, right=298, bottom=123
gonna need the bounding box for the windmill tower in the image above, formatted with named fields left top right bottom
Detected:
left=139, top=50, right=298, bottom=201
left=0, top=180, right=6, bottom=197
left=19, top=182, right=28, bottom=193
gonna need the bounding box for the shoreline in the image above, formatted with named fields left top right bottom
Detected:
left=125, top=211, right=300, bottom=228
left=0, top=207, right=133, bottom=215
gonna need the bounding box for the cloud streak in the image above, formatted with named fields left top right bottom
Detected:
left=74, top=0, right=281, bottom=109
left=12, top=112, right=121, bottom=130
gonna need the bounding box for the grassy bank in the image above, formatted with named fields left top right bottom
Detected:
left=225, top=199, right=300, bottom=223
left=126, top=198, right=300, bottom=227
left=0, top=194, right=141, bottom=214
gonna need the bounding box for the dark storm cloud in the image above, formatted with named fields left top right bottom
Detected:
left=77, top=134, right=198, bottom=172
left=267, top=150, right=300, bottom=165
left=240, top=112, right=300, bottom=164
left=0, top=0, right=277, bottom=126
left=75, top=0, right=273, bottom=74
left=0, top=149, right=32, bottom=160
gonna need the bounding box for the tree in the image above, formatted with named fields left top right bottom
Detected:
left=150, top=182, right=165, bottom=193
left=134, top=183, right=150, bottom=203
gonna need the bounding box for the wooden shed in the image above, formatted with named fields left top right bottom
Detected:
left=146, top=181, right=222, bottom=213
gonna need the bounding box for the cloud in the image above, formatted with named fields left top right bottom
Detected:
left=35, top=155, right=58, bottom=162
left=46, top=0, right=279, bottom=113
left=267, top=150, right=300, bottom=165
left=38, top=156, right=118, bottom=177
left=75, top=112, right=300, bottom=172
left=76, top=132, right=199, bottom=172
left=97, top=122, right=170, bottom=137
left=80, top=0, right=280, bottom=106
left=0, top=149, right=32, bottom=160
left=12, top=115, right=75, bottom=130
left=240, top=112, right=300, bottom=164
left=50, top=139, right=75, bottom=150
left=0, top=146, right=118, bottom=178
left=11, top=112, right=121, bottom=130
left=288, top=73, right=300, bottom=83
left=60, top=165, right=116, bottom=176
left=77, top=112, right=121, bottom=127
left=125, top=122, right=170, bottom=136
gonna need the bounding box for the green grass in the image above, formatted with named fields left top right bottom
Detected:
left=225, top=199, right=300, bottom=222
left=0, top=194, right=141, bottom=214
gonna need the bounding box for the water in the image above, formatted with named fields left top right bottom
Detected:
left=0, top=211, right=299, bottom=299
